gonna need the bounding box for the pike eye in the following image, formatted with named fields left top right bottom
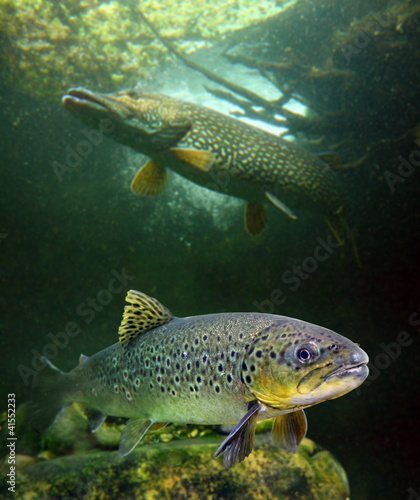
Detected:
left=297, top=347, right=313, bottom=363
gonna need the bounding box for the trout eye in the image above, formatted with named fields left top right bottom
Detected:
left=297, top=347, right=313, bottom=363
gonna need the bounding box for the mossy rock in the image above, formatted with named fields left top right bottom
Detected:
left=3, top=435, right=350, bottom=499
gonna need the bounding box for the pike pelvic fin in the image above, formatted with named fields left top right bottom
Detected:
left=118, top=290, right=174, bottom=343
left=265, top=191, right=298, bottom=220
left=131, top=159, right=168, bottom=196
left=272, top=409, right=307, bottom=453
left=170, top=148, right=214, bottom=172
left=213, top=400, right=261, bottom=469
left=245, top=202, right=267, bottom=236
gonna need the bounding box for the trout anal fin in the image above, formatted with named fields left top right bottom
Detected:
left=119, top=418, right=167, bottom=456
left=131, top=159, right=168, bottom=196
left=245, top=202, right=267, bottom=236
left=213, top=400, right=261, bottom=469
left=272, top=409, right=307, bottom=453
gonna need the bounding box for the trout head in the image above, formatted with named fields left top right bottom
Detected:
left=242, top=319, right=368, bottom=411
left=62, top=88, right=191, bottom=154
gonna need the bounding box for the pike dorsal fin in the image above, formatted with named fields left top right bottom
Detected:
left=118, top=290, right=174, bottom=343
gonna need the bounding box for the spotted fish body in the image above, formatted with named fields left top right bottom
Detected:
left=62, top=89, right=348, bottom=238
left=32, top=291, right=369, bottom=468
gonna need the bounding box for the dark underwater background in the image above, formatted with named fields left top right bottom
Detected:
left=1, top=0, right=420, bottom=498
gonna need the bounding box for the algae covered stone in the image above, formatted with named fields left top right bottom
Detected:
left=5, top=436, right=349, bottom=499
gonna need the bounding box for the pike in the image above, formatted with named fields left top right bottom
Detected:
left=62, top=88, right=352, bottom=243
left=31, top=290, right=369, bottom=468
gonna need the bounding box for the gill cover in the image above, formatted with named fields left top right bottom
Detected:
left=241, top=329, right=300, bottom=410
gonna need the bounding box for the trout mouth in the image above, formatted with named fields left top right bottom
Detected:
left=324, top=362, right=369, bottom=382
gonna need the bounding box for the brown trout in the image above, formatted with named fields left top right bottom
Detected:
left=32, top=290, right=368, bottom=468
left=62, top=88, right=349, bottom=240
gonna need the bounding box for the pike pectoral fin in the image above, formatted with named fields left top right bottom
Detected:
left=245, top=202, right=267, bottom=236
left=130, top=159, right=168, bottom=196
left=171, top=148, right=213, bottom=172
left=119, top=418, right=154, bottom=457
left=80, top=405, right=107, bottom=432
left=272, top=409, right=307, bottom=453
left=265, top=192, right=297, bottom=220
left=213, top=400, right=261, bottom=469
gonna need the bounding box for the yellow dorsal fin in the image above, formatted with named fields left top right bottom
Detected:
left=170, top=148, right=213, bottom=172
left=130, top=159, right=168, bottom=196
left=118, top=290, right=174, bottom=343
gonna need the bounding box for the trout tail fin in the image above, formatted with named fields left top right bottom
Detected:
left=29, top=357, right=71, bottom=433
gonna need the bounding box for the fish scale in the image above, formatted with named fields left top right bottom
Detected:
left=31, top=290, right=369, bottom=469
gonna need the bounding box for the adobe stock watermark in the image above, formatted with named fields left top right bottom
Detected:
left=356, top=308, right=420, bottom=394
left=384, top=140, right=420, bottom=194
left=51, top=118, right=115, bottom=183
left=17, top=268, right=135, bottom=385
left=341, top=0, right=399, bottom=64
left=253, top=234, right=340, bottom=312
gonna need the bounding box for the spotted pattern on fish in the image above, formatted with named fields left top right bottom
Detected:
left=62, top=88, right=349, bottom=239
left=31, top=291, right=369, bottom=468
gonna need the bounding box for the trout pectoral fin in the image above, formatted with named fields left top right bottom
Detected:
left=213, top=400, right=261, bottom=469
left=245, top=202, right=267, bottom=236
left=118, top=290, right=174, bottom=343
left=131, top=159, right=168, bottom=196
left=119, top=418, right=154, bottom=457
left=272, top=409, right=307, bottom=453
left=170, top=148, right=213, bottom=172
left=265, top=192, right=297, bottom=220
left=79, top=404, right=107, bottom=432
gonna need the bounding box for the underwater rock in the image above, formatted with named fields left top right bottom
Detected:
left=3, top=435, right=350, bottom=499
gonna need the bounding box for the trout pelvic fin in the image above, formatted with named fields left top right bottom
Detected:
left=170, top=148, right=214, bottom=172
left=265, top=192, right=298, bottom=220
left=213, top=400, right=261, bottom=469
left=118, top=290, right=174, bottom=343
left=79, top=404, right=107, bottom=432
left=245, top=202, right=268, bottom=236
left=272, top=409, right=307, bottom=453
left=131, top=159, right=168, bottom=196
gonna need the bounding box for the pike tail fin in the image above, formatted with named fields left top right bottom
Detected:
left=29, top=357, right=72, bottom=433
left=324, top=215, right=361, bottom=267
